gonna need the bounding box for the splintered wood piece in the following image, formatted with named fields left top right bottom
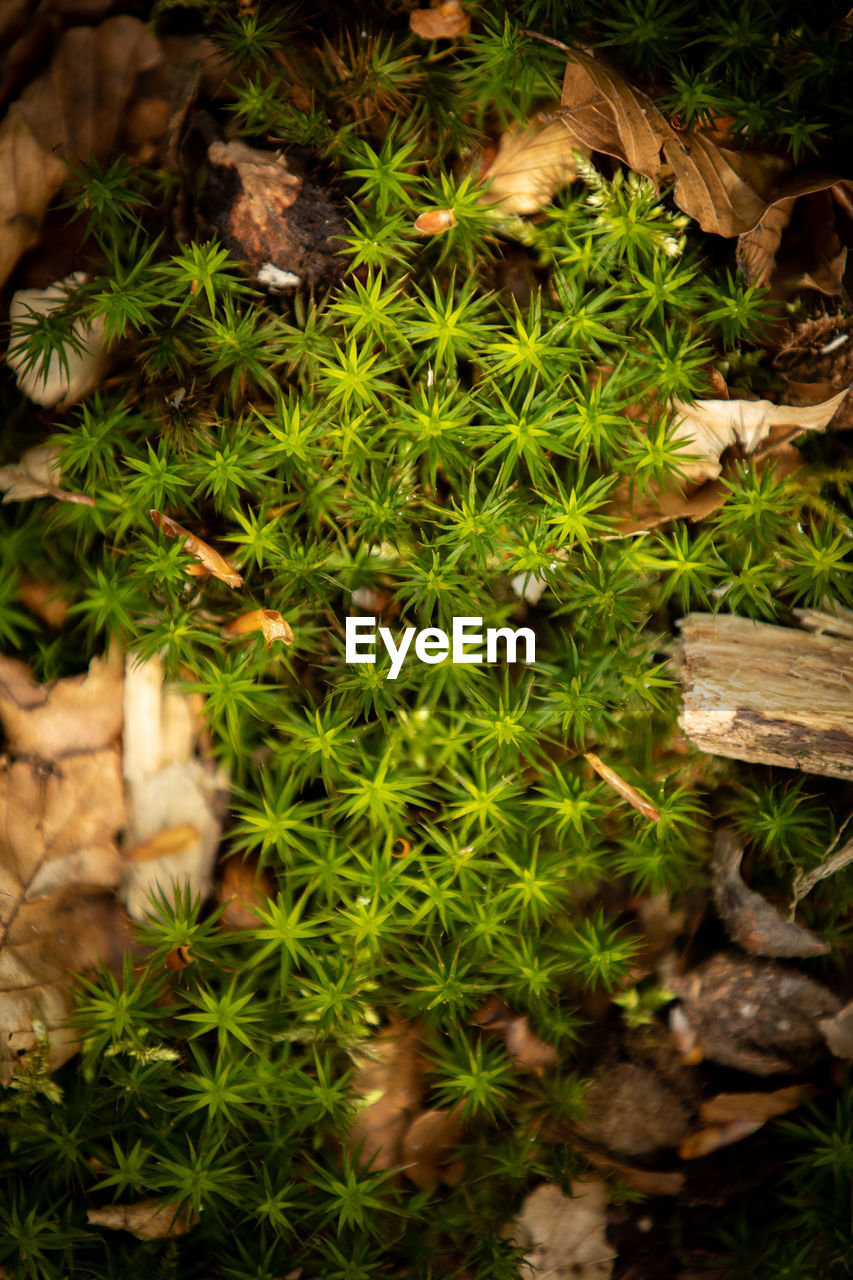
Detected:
left=676, top=613, right=853, bottom=779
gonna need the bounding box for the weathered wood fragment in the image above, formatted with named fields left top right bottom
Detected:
left=676, top=613, right=853, bottom=779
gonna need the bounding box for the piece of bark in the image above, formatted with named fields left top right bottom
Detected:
left=711, top=827, right=829, bottom=958
left=676, top=613, right=853, bottom=780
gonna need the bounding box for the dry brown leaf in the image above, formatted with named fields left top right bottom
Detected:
left=479, top=117, right=586, bottom=215
left=0, top=16, right=161, bottom=289
left=218, top=855, right=275, bottom=930
left=712, top=827, right=829, bottom=958
left=18, top=577, right=69, bottom=629
left=401, top=1106, right=464, bottom=1190
left=736, top=196, right=796, bottom=287
left=414, top=208, right=457, bottom=234
left=0, top=655, right=131, bottom=1083
left=0, top=113, right=68, bottom=289
left=584, top=752, right=660, bottom=823
left=222, top=608, right=294, bottom=647
left=349, top=1019, right=423, bottom=1170
left=87, top=1198, right=198, bottom=1241
left=150, top=510, right=243, bottom=588
left=737, top=178, right=845, bottom=290
left=559, top=48, right=788, bottom=238
left=679, top=1085, right=807, bottom=1158
left=0, top=443, right=95, bottom=506
left=410, top=0, right=470, bottom=38
left=509, top=1181, right=614, bottom=1280
left=579, top=1147, right=685, bottom=1196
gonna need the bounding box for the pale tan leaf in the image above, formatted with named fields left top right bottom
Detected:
left=0, top=443, right=95, bottom=506
left=7, top=275, right=108, bottom=408
left=819, top=999, right=853, bottom=1059
left=480, top=117, right=586, bottom=215
left=509, top=1181, right=614, bottom=1280
left=410, top=0, right=470, bottom=38
left=150, top=510, right=243, bottom=587
left=87, top=1198, right=198, bottom=1241
left=401, top=1107, right=464, bottom=1190
left=0, top=656, right=131, bottom=1084
left=670, top=386, right=849, bottom=482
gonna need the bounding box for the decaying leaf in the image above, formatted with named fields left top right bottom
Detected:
left=217, top=854, right=275, bottom=930
left=121, top=653, right=224, bottom=921
left=414, top=208, right=457, bottom=235
left=7, top=274, right=108, bottom=408
left=0, top=443, right=95, bottom=506
left=480, top=117, right=586, bottom=215
left=401, top=1107, right=464, bottom=1191
left=669, top=952, right=840, bottom=1076
left=679, top=1085, right=807, bottom=1159
left=509, top=1181, right=614, bottom=1280
left=574, top=1063, right=690, bottom=1159
left=0, top=15, right=162, bottom=288
left=584, top=752, right=660, bottom=823
left=222, top=608, right=294, bottom=647
left=712, top=827, right=829, bottom=958
left=87, top=1198, right=198, bottom=1241
left=409, top=0, right=470, bottom=38
left=577, top=1147, right=685, bottom=1196
left=668, top=387, right=849, bottom=484
left=473, top=998, right=558, bottom=1071
left=559, top=48, right=788, bottom=238
left=737, top=180, right=846, bottom=292
left=0, top=655, right=132, bottom=1083
left=349, top=1019, right=423, bottom=1170
left=150, top=510, right=243, bottom=588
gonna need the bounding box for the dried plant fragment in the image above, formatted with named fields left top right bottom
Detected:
left=668, top=386, right=849, bottom=483
left=819, top=999, right=853, bottom=1059
left=712, top=827, right=829, bottom=958
left=480, top=117, right=585, bottom=215
left=0, top=444, right=95, bottom=506
left=669, top=952, right=839, bottom=1076
left=409, top=0, right=470, bottom=38
left=222, top=608, right=294, bottom=647
left=401, top=1107, right=464, bottom=1190
left=7, top=274, right=108, bottom=408
left=509, top=1181, right=614, bottom=1280
left=218, top=855, right=274, bottom=930
left=560, top=48, right=788, bottom=238
left=87, top=1198, right=198, bottom=1241
left=0, top=655, right=130, bottom=1083
left=584, top=752, right=660, bottom=822
left=679, top=1085, right=807, bottom=1158
left=349, top=1019, right=423, bottom=1170
left=150, top=509, right=243, bottom=588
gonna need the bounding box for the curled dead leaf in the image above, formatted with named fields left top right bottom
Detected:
left=87, top=1198, right=198, bottom=1241
left=679, top=1085, right=808, bottom=1158
left=222, top=608, right=294, bottom=647
left=150, top=510, right=243, bottom=588
left=414, top=208, right=456, bottom=235
left=480, top=117, right=586, bottom=215
left=584, top=752, right=660, bottom=823
left=0, top=444, right=95, bottom=506
left=410, top=0, right=470, bottom=38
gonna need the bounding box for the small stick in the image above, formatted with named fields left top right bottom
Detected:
left=584, top=751, right=661, bottom=823
left=790, top=825, right=853, bottom=917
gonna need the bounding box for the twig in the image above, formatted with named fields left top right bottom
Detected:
left=789, top=821, right=853, bottom=918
